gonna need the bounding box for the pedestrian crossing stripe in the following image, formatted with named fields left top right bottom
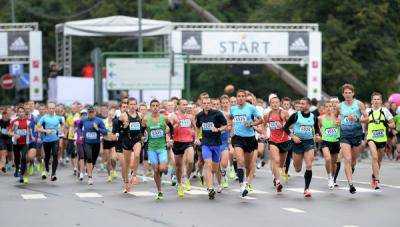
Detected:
left=338, top=187, right=376, bottom=193
left=282, top=207, right=306, bottom=213
left=21, top=194, right=47, bottom=200
left=75, top=192, right=103, bottom=198
left=286, top=188, right=324, bottom=193
left=185, top=189, right=208, bottom=195
left=128, top=191, right=154, bottom=197
left=241, top=196, right=257, bottom=200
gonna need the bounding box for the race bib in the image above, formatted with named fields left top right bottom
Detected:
left=1, top=128, right=8, bottom=135
left=16, top=129, right=27, bottom=136
left=300, top=125, right=312, bottom=133
left=269, top=121, right=281, bottom=130
left=179, top=119, right=191, bottom=128
left=202, top=122, right=214, bottom=131
left=86, top=132, right=97, bottom=140
left=233, top=115, right=246, bottom=123
left=372, top=130, right=385, bottom=139
left=129, top=122, right=141, bottom=131
left=150, top=129, right=164, bottom=138
left=325, top=127, right=338, bottom=136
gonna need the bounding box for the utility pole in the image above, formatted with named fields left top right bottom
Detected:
left=11, top=0, right=16, bottom=23
left=138, top=0, right=144, bottom=102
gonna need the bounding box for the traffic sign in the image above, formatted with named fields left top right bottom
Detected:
left=1, top=73, right=15, bottom=89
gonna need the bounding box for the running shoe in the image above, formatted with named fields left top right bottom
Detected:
left=240, top=183, right=249, bottom=198
left=208, top=188, right=216, bottom=200
left=112, top=170, right=118, bottom=180
left=370, top=179, right=377, bottom=189
left=228, top=167, right=236, bottom=180
left=51, top=175, right=57, bottom=182
left=155, top=192, right=164, bottom=201
left=221, top=177, right=229, bottom=189
left=217, top=185, right=223, bottom=193
left=1, top=167, right=6, bottom=173
left=328, top=178, right=334, bottom=190
left=79, top=172, right=84, bottom=181
left=349, top=184, right=356, bottom=194
left=276, top=182, right=283, bottom=193
left=88, top=177, right=93, bottom=185
left=177, top=184, right=185, bottom=198
left=256, top=160, right=262, bottom=169
left=107, top=175, right=113, bottom=183
left=199, top=175, right=204, bottom=187
left=247, top=184, right=254, bottom=192
left=334, top=181, right=339, bottom=187
left=171, top=175, right=177, bottom=186
left=6, top=163, right=12, bottom=172
left=282, top=173, right=289, bottom=183
left=19, top=175, right=24, bottom=183
left=14, top=170, right=20, bottom=178
left=41, top=171, right=48, bottom=180
left=73, top=168, right=78, bottom=176
left=373, top=180, right=380, bottom=190
left=304, top=189, right=312, bottom=198
left=273, top=178, right=277, bottom=187
left=184, top=179, right=191, bottom=191
left=23, top=176, right=29, bottom=184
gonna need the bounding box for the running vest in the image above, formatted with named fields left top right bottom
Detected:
left=321, top=116, right=340, bottom=142
left=173, top=112, right=194, bottom=143
left=268, top=110, right=290, bottom=143
left=340, top=100, right=363, bottom=136
left=366, top=109, right=388, bottom=143
left=12, top=118, right=29, bottom=145
left=103, top=118, right=114, bottom=141
left=120, top=113, right=142, bottom=140
left=146, top=115, right=167, bottom=151
left=293, top=112, right=315, bottom=140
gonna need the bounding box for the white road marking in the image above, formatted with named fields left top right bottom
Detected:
left=231, top=189, right=269, bottom=194
left=286, top=188, right=324, bottom=193
left=310, top=175, right=400, bottom=189
left=282, top=207, right=306, bottom=213
left=241, top=196, right=257, bottom=200
left=128, top=191, right=154, bottom=197
left=75, top=192, right=103, bottom=198
left=343, top=225, right=359, bottom=227
left=338, top=187, right=376, bottom=193
left=185, top=189, right=208, bottom=195
left=21, top=194, right=47, bottom=200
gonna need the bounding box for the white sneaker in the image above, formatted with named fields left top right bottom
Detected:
left=328, top=177, right=334, bottom=190
left=88, top=177, right=93, bottom=185
left=240, top=183, right=248, bottom=197
left=217, top=185, right=223, bottom=193
left=256, top=160, right=262, bottom=169
left=79, top=172, right=84, bottom=181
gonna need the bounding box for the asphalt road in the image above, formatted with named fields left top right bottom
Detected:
left=1, top=159, right=399, bottom=227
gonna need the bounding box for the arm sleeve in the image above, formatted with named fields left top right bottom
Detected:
left=283, top=113, right=298, bottom=135
left=383, top=108, right=394, bottom=121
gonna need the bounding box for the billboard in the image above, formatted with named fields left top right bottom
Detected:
left=173, top=31, right=309, bottom=57
left=106, top=57, right=184, bottom=90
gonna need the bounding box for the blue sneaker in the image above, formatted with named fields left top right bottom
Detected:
left=14, top=171, right=20, bottom=178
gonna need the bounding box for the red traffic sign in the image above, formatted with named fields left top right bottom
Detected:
left=1, top=74, right=15, bottom=90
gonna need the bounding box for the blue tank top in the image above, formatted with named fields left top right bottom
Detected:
left=340, top=100, right=363, bottom=137
left=230, top=103, right=262, bottom=137
left=293, top=112, right=315, bottom=140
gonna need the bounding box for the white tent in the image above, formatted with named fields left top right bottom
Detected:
left=56, top=15, right=172, bottom=37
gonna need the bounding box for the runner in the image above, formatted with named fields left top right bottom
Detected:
left=75, top=109, right=87, bottom=181
left=228, top=89, right=263, bottom=197
left=264, top=95, right=291, bottom=193
left=0, top=110, right=12, bottom=173
left=318, top=101, right=341, bottom=190
left=37, top=102, right=64, bottom=181
left=394, top=107, right=400, bottom=161
left=338, top=84, right=368, bottom=194
left=78, top=106, right=107, bottom=185
left=10, top=106, right=30, bottom=183
left=65, top=103, right=80, bottom=176
left=170, top=99, right=196, bottom=197
left=195, top=97, right=227, bottom=199
left=283, top=97, right=320, bottom=198
left=365, top=92, right=395, bottom=190
left=142, top=99, right=171, bottom=201
left=103, top=108, right=118, bottom=182
left=219, top=95, right=232, bottom=189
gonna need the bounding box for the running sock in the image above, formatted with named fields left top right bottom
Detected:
left=304, top=170, right=312, bottom=190
left=233, top=160, right=238, bottom=174
left=334, top=162, right=341, bottom=182
left=351, top=166, right=355, bottom=174
left=237, top=168, right=245, bottom=183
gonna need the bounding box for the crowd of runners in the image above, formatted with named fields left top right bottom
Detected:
left=1, top=83, right=400, bottom=200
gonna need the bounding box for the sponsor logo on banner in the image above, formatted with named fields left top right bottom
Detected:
left=8, top=31, right=30, bottom=56
left=181, top=31, right=202, bottom=55
left=288, top=32, right=309, bottom=56
left=312, top=61, right=318, bottom=68
left=32, top=60, right=39, bottom=68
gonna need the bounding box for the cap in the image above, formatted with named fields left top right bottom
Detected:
left=268, top=93, right=278, bottom=103
left=80, top=109, right=88, bottom=114
left=87, top=106, right=95, bottom=112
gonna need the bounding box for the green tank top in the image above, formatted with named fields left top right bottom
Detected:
left=321, top=116, right=340, bottom=142
left=366, top=109, right=387, bottom=143
left=146, top=114, right=167, bottom=151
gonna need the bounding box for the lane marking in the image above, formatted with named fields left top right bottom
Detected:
left=338, top=187, right=376, bottom=193
left=185, top=189, right=208, bottom=195
left=231, top=189, right=269, bottom=194
left=286, top=188, right=324, bottom=194
left=241, top=196, right=257, bottom=200
left=343, top=225, right=359, bottom=227
left=128, top=191, right=154, bottom=197
left=21, top=194, right=47, bottom=200
left=75, top=192, right=103, bottom=198
left=282, top=207, right=306, bottom=213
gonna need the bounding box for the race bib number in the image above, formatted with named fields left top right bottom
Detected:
left=179, top=119, right=191, bottom=128
left=86, top=132, right=97, bottom=140
left=202, top=122, right=214, bottom=131
left=300, top=125, right=312, bottom=133
left=1, top=128, right=8, bottom=135
left=233, top=115, right=246, bottom=123
left=325, top=127, right=338, bottom=136
left=150, top=129, right=164, bottom=138
left=129, top=122, right=141, bottom=131
left=16, top=129, right=27, bottom=136
left=269, top=121, right=281, bottom=130
left=372, top=130, right=385, bottom=139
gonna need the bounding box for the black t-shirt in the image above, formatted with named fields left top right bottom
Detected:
left=196, top=109, right=227, bottom=146
left=0, top=119, right=11, bottom=140
left=113, top=113, right=143, bottom=141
